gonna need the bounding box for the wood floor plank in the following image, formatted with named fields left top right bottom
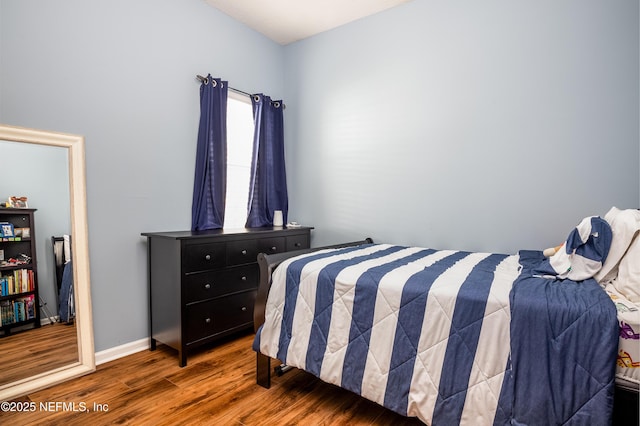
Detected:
left=0, top=322, right=77, bottom=385
left=3, top=332, right=424, bottom=425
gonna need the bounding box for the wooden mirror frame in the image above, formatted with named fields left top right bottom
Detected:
left=0, top=124, right=95, bottom=400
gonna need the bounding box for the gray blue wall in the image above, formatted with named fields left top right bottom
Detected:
left=284, top=0, right=640, bottom=253
left=1, top=0, right=638, bottom=352
left=1, top=0, right=284, bottom=351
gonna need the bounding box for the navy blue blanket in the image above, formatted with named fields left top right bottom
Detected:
left=503, top=250, right=618, bottom=425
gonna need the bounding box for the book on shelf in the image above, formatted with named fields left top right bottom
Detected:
left=0, top=294, right=35, bottom=325
left=25, top=294, right=35, bottom=319
left=1, top=299, right=14, bottom=325
left=0, top=268, right=34, bottom=296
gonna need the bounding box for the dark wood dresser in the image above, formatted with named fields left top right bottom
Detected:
left=141, top=226, right=312, bottom=366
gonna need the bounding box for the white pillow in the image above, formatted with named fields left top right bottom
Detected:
left=616, top=232, right=640, bottom=303
left=595, top=207, right=640, bottom=284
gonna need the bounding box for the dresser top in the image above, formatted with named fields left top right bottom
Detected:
left=141, top=226, right=313, bottom=240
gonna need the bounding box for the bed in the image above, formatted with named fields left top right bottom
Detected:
left=253, top=208, right=639, bottom=425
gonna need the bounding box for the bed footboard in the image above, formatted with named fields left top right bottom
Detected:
left=254, top=238, right=373, bottom=388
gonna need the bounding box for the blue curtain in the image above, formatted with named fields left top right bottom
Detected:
left=245, top=94, right=288, bottom=228
left=191, top=75, right=228, bottom=231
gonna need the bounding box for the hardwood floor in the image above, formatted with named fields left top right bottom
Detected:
left=1, top=322, right=78, bottom=385
left=3, top=330, right=424, bottom=425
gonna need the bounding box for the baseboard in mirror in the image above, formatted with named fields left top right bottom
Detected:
left=40, top=316, right=61, bottom=326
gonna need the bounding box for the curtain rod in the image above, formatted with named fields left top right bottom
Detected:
left=196, top=74, right=252, bottom=97
left=195, top=74, right=285, bottom=109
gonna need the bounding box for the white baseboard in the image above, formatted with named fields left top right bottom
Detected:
left=40, top=316, right=60, bottom=326
left=95, top=338, right=150, bottom=366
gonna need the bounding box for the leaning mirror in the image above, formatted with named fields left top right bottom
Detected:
left=0, top=124, right=94, bottom=400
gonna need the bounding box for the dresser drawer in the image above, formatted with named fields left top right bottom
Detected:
left=184, top=264, right=259, bottom=303
left=226, top=239, right=258, bottom=266
left=184, top=242, right=225, bottom=272
left=185, top=291, right=256, bottom=343
left=286, top=234, right=309, bottom=251
left=257, top=237, right=285, bottom=254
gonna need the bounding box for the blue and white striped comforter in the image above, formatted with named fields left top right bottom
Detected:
left=253, top=243, right=618, bottom=425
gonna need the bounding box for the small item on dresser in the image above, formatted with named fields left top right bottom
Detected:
left=8, top=196, right=28, bottom=208
left=287, top=222, right=301, bottom=228
left=273, top=210, right=284, bottom=227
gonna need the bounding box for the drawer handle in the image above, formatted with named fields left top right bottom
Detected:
left=271, top=246, right=277, bottom=251
left=204, top=283, right=211, bottom=290
left=241, top=276, right=247, bottom=281
left=241, top=249, right=247, bottom=255
left=294, top=242, right=301, bottom=247
left=241, top=307, right=247, bottom=312
left=205, top=254, right=211, bottom=261
left=205, top=318, right=211, bottom=324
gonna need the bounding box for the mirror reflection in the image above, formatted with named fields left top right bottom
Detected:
left=0, top=139, right=78, bottom=385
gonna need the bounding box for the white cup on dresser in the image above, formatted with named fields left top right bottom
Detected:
left=273, top=210, right=284, bottom=227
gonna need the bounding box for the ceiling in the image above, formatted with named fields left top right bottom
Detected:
left=205, top=0, right=414, bottom=45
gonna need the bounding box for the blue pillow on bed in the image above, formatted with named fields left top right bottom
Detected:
left=534, top=216, right=612, bottom=281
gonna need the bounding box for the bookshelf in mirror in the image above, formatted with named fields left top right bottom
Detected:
left=0, top=208, right=40, bottom=336
left=142, top=226, right=313, bottom=367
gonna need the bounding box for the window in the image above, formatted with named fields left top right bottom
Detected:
left=224, top=92, right=254, bottom=228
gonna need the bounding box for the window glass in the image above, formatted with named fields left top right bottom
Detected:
left=224, top=94, right=254, bottom=229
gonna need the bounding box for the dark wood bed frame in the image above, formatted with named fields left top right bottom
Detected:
left=252, top=238, right=638, bottom=424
